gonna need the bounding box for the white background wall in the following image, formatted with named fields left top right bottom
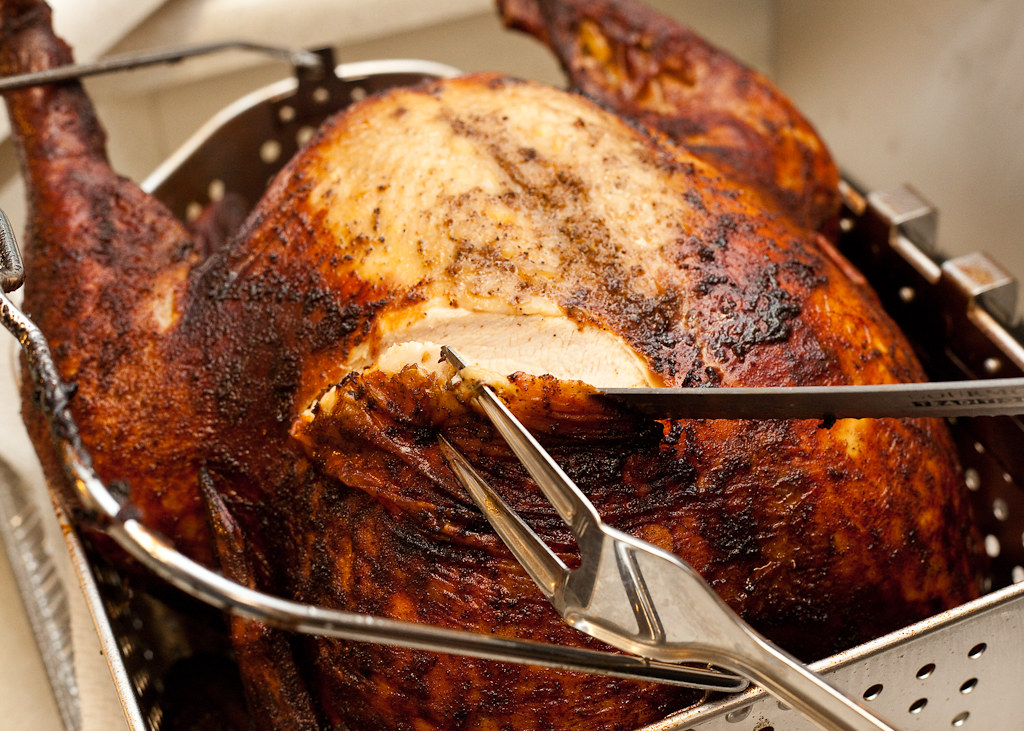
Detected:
left=775, top=0, right=1024, bottom=285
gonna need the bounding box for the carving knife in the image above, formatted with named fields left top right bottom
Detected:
left=598, top=377, right=1024, bottom=421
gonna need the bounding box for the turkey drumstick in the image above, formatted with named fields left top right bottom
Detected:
left=498, top=0, right=841, bottom=231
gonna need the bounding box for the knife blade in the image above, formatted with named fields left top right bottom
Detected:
left=598, top=377, right=1024, bottom=421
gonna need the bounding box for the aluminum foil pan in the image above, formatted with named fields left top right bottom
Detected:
left=0, top=456, right=79, bottom=729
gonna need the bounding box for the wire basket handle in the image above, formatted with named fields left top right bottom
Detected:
left=0, top=40, right=327, bottom=93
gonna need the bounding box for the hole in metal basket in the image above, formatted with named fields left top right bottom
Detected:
left=993, top=497, right=1009, bottom=521
left=968, top=643, right=987, bottom=659
left=297, top=126, right=316, bottom=147
left=899, top=286, right=915, bottom=303
left=207, top=179, right=225, bottom=203
left=724, top=705, right=751, bottom=722
left=863, top=683, right=883, bottom=701
left=951, top=710, right=970, bottom=726
left=909, top=697, right=928, bottom=714
left=260, top=139, right=282, bottom=164
left=147, top=705, right=164, bottom=729
left=974, top=441, right=986, bottom=454
left=133, top=668, right=150, bottom=695
left=278, top=104, right=296, bottom=123
left=960, top=677, right=978, bottom=694
left=965, top=468, right=981, bottom=491
left=120, top=636, right=135, bottom=656
left=312, top=86, right=330, bottom=104
left=350, top=85, right=367, bottom=102
left=185, top=201, right=203, bottom=222
left=985, top=534, right=1001, bottom=558
left=984, top=357, right=1003, bottom=375
left=916, top=662, right=936, bottom=679
left=1013, top=565, right=1024, bottom=583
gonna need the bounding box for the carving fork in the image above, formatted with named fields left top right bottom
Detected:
left=438, top=346, right=898, bottom=731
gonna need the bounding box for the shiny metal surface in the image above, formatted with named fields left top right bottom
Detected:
left=600, top=377, right=1024, bottom=421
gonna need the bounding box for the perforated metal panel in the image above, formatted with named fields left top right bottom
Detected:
left=648, top=584, right=1024, bottom=730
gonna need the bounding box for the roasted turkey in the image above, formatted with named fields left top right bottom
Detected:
left=0, top=0, right=983, bottom=729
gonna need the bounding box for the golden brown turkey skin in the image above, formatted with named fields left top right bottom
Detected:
left=291, top=370, right=699, bottom=729
left=290, top=363, right=979, bottom=727
left=0, top=0, right=215, bottom=563
left=498, top=0, right=841, bottom=231
left=1, top=1, right=982, bottom=729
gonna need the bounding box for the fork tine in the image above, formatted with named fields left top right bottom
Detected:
left=441, top=427, right=754, bottom=694
left=438, top=435, right=569, bottom=599
left=441, top=346, right=602, bottom=538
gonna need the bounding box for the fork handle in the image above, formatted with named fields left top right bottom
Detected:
left=734, top=633, right=897, bottom=731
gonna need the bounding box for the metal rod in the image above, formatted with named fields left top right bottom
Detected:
left=0, top=41, right=324, bottom=92
left=600, top=377, right=1024, bottom=421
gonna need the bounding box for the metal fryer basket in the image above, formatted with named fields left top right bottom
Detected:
left=6, top=54, right=1024, bottom=730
